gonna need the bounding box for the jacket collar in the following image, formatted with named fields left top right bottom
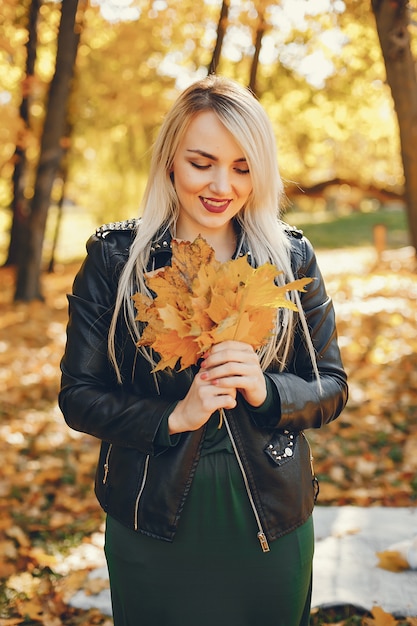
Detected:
left=149, top=231, right=172, bottom=256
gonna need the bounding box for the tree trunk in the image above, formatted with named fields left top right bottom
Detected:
left=47, top=176, right=66, bottom=275
left=248, top=21, right=265, bottom=95
left=207, top=0, right=229, bottom=74
left=5, top=0, right=40, bottom=267
left=371, top=0, right=417, bottom=255
left=14, top=0, right=81, bottom=301
left=48, top=137, right=70, bottom=274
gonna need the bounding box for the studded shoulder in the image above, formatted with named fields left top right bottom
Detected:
left=282, top=222, right=304, bottom=239
left=95, top=218, right=141, bottom=238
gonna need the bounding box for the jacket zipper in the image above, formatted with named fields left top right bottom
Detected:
left=102, top=443, right=112, bottom=484
left=223, top=411, right=270, bottom=553
left=134, top=454, right=150, bottom=530
left=301, top=431, right=314, bottom=476
left=301, top=431, right=319, bottom=501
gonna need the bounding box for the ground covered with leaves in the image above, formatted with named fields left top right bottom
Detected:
left=0, top=246, right=416, bottom=625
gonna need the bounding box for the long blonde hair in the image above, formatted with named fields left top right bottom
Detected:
left=108, top=75, right=318, bottom=384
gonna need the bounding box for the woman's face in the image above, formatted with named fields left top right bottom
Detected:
left=172, top=110, right=253, bottom=241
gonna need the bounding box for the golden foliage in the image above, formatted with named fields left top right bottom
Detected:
left=132, top=237, right=312, bottom=371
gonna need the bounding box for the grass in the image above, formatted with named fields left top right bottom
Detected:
left=287, top=206, right=409, bottom=250
left=310, top=606, right=365, bottom=625
left=310, top=606, right=414, bottom=625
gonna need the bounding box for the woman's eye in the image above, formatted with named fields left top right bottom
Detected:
left=189, top=161, right=249, bottom=174
left=190, top=162, right=210, bottom=170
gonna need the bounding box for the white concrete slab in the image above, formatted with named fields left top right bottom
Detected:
left=312, top=506, right=417, bottom=617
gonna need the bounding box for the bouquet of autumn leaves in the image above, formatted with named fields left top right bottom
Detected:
left=132, top=236, right=312, bottom=373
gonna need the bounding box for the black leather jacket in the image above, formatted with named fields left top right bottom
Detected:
left=59, top=220, right=348, bottom=550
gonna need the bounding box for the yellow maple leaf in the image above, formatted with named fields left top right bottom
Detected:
left=132, top=292, right=164, bottom=345
left=363, top=605, right=399, bottom=626
left=132, top=236, right=313, bottom=371
left=376, top=549, right=410, bottom=572
left=176, top=236, right=216, bottom=278
left=149, top=329, right=196, bottom=371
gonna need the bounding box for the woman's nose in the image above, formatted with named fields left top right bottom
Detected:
left=209, top=168, right=232, bottom=195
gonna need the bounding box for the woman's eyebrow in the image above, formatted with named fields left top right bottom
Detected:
left=186, top=149, right=247, bottom=163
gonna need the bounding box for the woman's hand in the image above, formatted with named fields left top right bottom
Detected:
left=201, top=341, right=267, bottom=407
left=168, top=341, right=266, bottom=434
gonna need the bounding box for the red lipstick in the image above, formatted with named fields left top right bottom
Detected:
left=199, top=196, right=231, bottom=213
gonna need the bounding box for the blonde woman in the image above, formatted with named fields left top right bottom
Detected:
left=60, top=76, right=348, bottom=626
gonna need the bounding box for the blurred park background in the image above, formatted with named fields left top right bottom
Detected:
left=1, top=0, right=417, bottom=624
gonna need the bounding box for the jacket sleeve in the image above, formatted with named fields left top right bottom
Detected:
left=59, top=234, right=177, bottom=455
left=263, top=235, right=348, bottom=431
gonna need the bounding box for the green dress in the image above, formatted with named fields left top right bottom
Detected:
left=104, top=413, right=314, bottom=626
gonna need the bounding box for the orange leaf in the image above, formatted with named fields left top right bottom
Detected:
left=151, top=329, right=199, bottom=372
left=28, top=547, right=58, bottom=568
left=376, top=549, right=410, bottom=572
left=363, top=605, right=399, bottom=626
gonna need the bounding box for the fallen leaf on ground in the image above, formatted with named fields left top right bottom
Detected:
left=376, top=549, right=410, bottom=572
left=363, top=605, right=400, bottom=626
left=85, top=576, right=110, bottom=596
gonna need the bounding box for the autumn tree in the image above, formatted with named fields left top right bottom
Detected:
left=14, top=0, right=82, bottom=301
left=208, top=0, right=230, bottom=74
left=372, top=0, right=417, bottom=254
left=248, top=0, right=270, bottom=95
left=5, top=0, right=40, bottom=267
left=1, top=0, right=410, bottom=269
